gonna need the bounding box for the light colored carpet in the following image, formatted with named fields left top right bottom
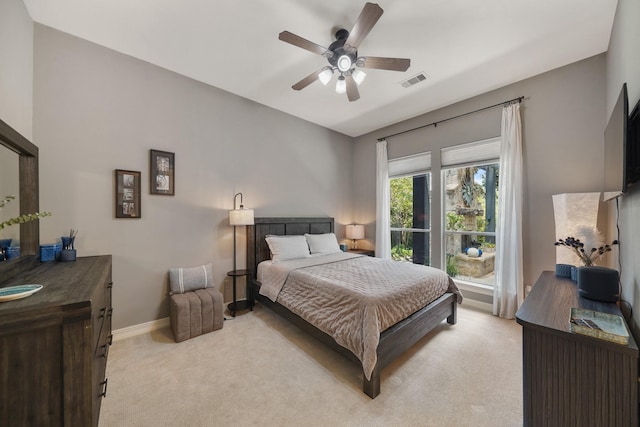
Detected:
left=99, top=304, right=522, bottom=427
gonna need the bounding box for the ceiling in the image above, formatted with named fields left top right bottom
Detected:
left=23, top=0, right=618, bottom=137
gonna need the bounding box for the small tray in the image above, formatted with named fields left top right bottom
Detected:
left=0, top=284, right=43, bottom=302
left=569, top=307, right=630, bottom=345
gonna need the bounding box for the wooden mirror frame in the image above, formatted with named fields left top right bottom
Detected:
left=0, top=118, right=39, bottom=279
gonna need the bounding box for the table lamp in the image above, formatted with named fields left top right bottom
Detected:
left=346, top=224, right=365, bottom=250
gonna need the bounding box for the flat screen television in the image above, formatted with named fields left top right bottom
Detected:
left=627, top=96, right=640, bottom=186
left=603, top=83, right=628, bottom=201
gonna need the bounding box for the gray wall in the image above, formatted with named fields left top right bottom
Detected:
left=353, top=54, right=607, bottom=289
left=0, top=0, right=32, bottom=139
left=606, top=0, right=640, bottom=332
left=33, top=25, right=354, bottom=329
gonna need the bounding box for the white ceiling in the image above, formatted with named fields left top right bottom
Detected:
left=23, top=0, right=618, bottom=137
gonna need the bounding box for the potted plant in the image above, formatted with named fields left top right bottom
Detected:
left=554, top=236, right=620, bottom=301
left=482, top=242, right=496, bottom=253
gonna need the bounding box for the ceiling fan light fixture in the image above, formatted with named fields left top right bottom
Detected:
left=336, top=75, right=346, bottom=94
left=352, top=69, right=366, bottom=85
left=337, top=55, right=352, bottom=72
left=318, top=68, right=333, bottom=85
left=279, top=3, right=411, bottom=101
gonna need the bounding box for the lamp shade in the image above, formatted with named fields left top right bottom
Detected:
left=336, top=76, right=346, bottom=94
left=346, top=224, right=365, bottom=240
left=552, top=193, right=601, bottom=265
left=229, top=208, right=254, bottom=226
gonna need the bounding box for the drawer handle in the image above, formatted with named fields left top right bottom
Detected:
left=107, top=282, right=113, bottom=289
left=99, top=307, right=106, bottom=318
left=107, top=308, right=113, bottom=317
left=99, top=344, right=108, bottom=358
left=108, top=334, right=113, bottom=346
left=99, top=378, right=108, bottom=398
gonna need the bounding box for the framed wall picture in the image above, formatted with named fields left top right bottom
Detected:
left=115, top=169, right=141, bottom=218
left=150, top=149, right=175, bottom=195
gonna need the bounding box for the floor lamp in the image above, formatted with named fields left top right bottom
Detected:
left=228, top=192, right=254, bottom=317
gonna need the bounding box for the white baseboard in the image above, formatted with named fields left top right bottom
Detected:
left=460, top=298, right=493, bottom=313
left=112, top=317, right=170, bottom=342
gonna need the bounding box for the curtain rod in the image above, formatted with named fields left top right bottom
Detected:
left=377, top=96, right=524, bottom=142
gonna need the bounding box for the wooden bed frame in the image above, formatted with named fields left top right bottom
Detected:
left=246, top=217, right=457, bottom=398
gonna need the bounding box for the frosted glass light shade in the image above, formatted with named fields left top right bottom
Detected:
left=346, top=224, right=365, bottom=240
left=318, top=68, right=333, bottom=85
left=336, top=76, right=346, bottom=94
left=352, top=69, right=366, bottom=85
left=229, top=208, right=254, bottom=226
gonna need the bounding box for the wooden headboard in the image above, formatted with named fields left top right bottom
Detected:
left=246, top=217, right=334, bottom=281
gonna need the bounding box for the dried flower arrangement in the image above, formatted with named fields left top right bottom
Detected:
left=554, top=236, right=618, bottom=267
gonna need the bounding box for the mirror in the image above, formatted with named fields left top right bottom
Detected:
left=0, top=148, right=20, bottom=244
left=0, top=117, right=39, bottom=278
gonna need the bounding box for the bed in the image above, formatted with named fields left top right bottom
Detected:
left=247, top=217, right=461, bottom=398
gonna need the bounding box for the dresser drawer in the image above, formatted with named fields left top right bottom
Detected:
left=91, top=278, right=108, bottom=352
left=1, top=256, right=114, bottom=427
left=93, top=352, right=108, bottom=427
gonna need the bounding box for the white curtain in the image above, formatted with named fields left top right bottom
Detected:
left=493, top=103, right=524, bottom=319
left=376, top=140, right=391, bottom=259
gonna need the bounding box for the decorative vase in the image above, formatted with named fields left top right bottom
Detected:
left=59, top=249, right=76, bottom=262
left=60, top=236, right=76, bottom=261
left=570, top=266, right=578, bottom=282
left=555, top=264, right=573, bottom=278
left=6, top=246, right=20, bottom=260
left=576, top=266, right=619, bottom=302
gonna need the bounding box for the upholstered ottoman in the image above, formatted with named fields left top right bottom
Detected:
left=168, top=263, right=224, bottom=342
left=169, top=288, right=224, bottom=342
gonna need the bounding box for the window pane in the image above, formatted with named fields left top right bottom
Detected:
left=443, top=164, right=498, bottom=286
left=390, top=174, right=430, bottom=230
left=389, top=173, right=431, bottom=265
left=390, top=176, right=413, bottom=228
left=391, top=230, right=431, bottom=265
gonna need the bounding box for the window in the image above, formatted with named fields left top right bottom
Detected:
left=441, top=138, right=501, bottom=287
left=389, top=153, right=431, bottom=265
left=386, top=138, right=501, bottom=289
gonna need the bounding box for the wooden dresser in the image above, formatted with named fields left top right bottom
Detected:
left=0, top=255, right=113, bottom=427
left=516, top=271, right=638, bottom=426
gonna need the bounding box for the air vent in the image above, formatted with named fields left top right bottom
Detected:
left=400, top=72, right=428, bottom=88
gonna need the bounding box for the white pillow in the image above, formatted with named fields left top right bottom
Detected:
left=305, top=233, right=341, bottom=254
left=265, top=235, right=310, bottom=262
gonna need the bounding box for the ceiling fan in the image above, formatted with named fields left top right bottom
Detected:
left=279, top=2, right=411, bottom=102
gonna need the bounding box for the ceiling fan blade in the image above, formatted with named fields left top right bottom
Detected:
left=358, top=56, right=410, bottom=72
left=292, top=69, right=324, bottom=91
left=344, top=2, right=384, bottom=52
left=345, top=75, right=360, bottom=102
left=279, top=31, right=333, bottom=58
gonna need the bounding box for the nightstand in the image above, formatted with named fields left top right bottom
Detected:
left=227, top=269, right=251, bottom=317
left=348, top=249, right=375, bottom=257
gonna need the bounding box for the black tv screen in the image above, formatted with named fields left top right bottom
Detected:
left=627, top=98, right=640, bottom=186
left=603, top=83, right=628, bottom=201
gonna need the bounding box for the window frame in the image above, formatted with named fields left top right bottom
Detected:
left=388, top=158, right=432, bottom=265
left=440, top=157, right=500, bottom=288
